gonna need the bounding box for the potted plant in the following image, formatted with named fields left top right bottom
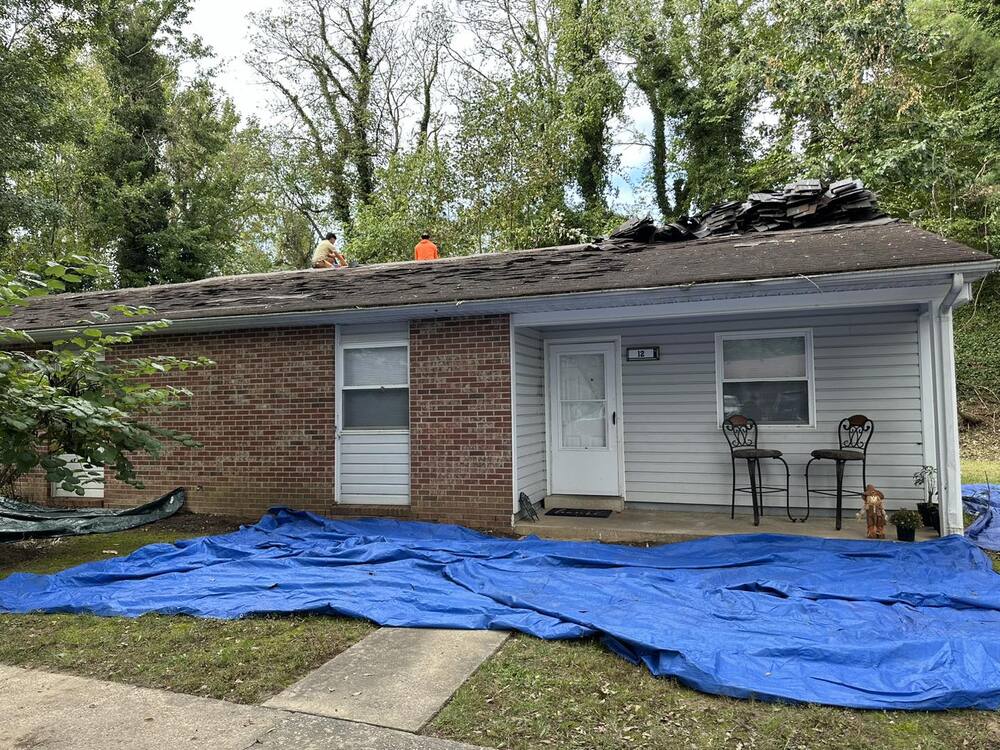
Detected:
left=913, top=466, right=939, bottom=531
left=889, top=509, right=923, bottom=542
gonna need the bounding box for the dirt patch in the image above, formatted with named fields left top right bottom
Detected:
left=0, top=511, right=242, bottom=571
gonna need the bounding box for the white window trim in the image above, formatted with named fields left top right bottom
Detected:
left=50, top=454, right=105, bottom=499
left=338, top=339, right=410, bottom=434
left=714, top=328, right=816, bottom=429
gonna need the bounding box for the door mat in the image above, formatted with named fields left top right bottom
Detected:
left=545, top=508, right=613, bottom=518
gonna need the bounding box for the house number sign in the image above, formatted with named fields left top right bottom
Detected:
left=625, top=346, right=659, bottom=362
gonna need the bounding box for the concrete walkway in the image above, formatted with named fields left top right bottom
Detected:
left=0, top=664, right=489, bottom=750
left=265, top=627, right=509, bottom=732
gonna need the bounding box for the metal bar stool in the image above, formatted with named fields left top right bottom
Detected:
left=722, top=415, right=792, bottom=526
left=805, top=415, right=874, bottom=530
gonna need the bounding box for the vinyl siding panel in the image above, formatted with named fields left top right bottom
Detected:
left=514, top=328, right=547, bottom=503
left=338, top=432, right=410, bottom=505
left=534, top=307, right=926, bottom=513
left=336, top=323, right=410, bottom=506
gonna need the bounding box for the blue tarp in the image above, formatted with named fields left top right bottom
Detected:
left=2, top=507, right=1000, bottom=710
left=964, top=483, right=1000, bottom=551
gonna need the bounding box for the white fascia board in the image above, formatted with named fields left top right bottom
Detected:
left=20, top=260, right=999, bottom=342
left=511, top=283, right=951, bottom=327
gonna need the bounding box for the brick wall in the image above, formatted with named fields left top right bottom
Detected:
left=17, top=315, right=515, bottom=531
left=408, top=315, right=513, bottom=530
left=97, top=327, right=338, bottom=517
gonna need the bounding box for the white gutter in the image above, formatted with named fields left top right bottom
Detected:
left=941, top=272, right=968, bottom=310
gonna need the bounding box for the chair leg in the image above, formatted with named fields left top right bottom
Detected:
left=805, top=457, right=817, bottom=513
left=777, top=457, right=799, bottom=522
left=757, top=459, right=765, bottom=517
left=747, top=458, right=760, bottom=527
left=835, top=459, right=845, bottom=531
left=730, top=457, right=736, bottom=520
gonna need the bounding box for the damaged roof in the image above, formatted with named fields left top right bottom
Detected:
left=5, top=219, right=996, bottom=332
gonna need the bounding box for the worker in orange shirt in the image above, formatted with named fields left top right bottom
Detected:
left=414, top=232, right=439, bottom=261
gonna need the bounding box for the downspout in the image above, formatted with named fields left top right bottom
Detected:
left=941, top=272, right=967, bottom=310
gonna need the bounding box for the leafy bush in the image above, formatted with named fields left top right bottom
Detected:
left=0, top=258, right=210, bottom=497
left=889, top=509, right=923, bottom=531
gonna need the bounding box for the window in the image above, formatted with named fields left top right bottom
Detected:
left=341, top=344, right=409, bottom=429
left=51, top=454, right=105, bottom=499
left=716, top=330, right=814, bottom=426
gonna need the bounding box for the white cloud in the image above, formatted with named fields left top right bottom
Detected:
left=186, top=0, right=282, bottom=121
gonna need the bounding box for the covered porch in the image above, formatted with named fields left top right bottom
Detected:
left=514, top=506, right=941, bottom=543
left=509, top=273, right=969, bottom=540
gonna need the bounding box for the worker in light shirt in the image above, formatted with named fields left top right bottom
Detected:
left=312, top=232, right=347, bottom=268
left=414, top=232, right=439, bottom=261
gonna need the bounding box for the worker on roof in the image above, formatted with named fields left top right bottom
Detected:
left=312, top=232, right=347, bottom=269
left=414, top=232, right=439, bottom=261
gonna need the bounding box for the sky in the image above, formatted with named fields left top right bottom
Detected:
left=186, top=0, right=280, bottom=122
left=186, top=0, right=656, bottom=214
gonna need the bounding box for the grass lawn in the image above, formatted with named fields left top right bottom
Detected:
left=429, top=636, right=1000, bottom=750
left=963, top=459, right=1000, bottom=485
left=0, top=515, right=374, bottom=704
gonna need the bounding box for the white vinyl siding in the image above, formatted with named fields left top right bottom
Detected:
left=338, top=432, right=410, bottom=504
left=530, top=307, right=925, bottom=513
left=336, top=323, right=410, bottom=506
left=50, top=455, right=104, bottom=499
left=514, top=328, right=546, bottom=503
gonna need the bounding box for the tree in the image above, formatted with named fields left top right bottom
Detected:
left=556, top=0, right=624, bottom=218
left=349, top=144, right=461, bottom=262
left=248, top=0, right=409, bottom=228
left=0, top=257, right=210, bottom=498
left=160, top=81, right=276, bottom=282
left=624, top=0, right=763, bottom=217
left=0, top=0, right=95, bottom=253
left=84, top=0, right=191, bottom=287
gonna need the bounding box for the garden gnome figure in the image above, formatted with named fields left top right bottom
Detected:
left=860, top=484, right=887, bottom=539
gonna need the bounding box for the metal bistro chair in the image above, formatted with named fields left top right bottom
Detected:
left=722, top=415, right=793, bottom=527
left=805, top=415, right=874, bottom=531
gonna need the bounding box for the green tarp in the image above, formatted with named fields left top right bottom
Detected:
left=0, top=488, right=185, bottom=542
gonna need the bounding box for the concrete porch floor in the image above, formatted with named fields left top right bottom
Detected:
left=514, top=507, right=940, bottom=544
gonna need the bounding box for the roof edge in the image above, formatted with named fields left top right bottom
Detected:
left=17, top=258, right=997, bottom=341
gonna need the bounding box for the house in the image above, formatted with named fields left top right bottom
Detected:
left=8, top=218, right=998, bottom=536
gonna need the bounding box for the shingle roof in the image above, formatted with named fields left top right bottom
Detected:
left=5, top=219, right=995, bottom=332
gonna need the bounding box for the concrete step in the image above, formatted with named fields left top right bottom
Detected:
left=544, top=494, right=625, bottom=512
left=264, top=627, right=508, bottom=733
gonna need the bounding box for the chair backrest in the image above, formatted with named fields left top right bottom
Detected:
left=722, top=414, right=757, bottom=452
left=838, top=414, right=874, bottom=453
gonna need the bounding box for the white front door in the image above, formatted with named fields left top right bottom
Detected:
left=547, top=341, right=622, bottom=496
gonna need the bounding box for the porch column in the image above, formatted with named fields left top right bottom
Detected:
left=930, top=303, right=964, bottom=536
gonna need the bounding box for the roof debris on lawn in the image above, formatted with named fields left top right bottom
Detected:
left=604, top=179, right=882, bottom=245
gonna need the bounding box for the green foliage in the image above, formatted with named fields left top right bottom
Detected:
left=0, top=257, right=210, bottom=497
left=0, top=1, right=96, bottom=252
left=349, top=145, right=462, bottom=263
left=889, top=509, right=923, bottom=530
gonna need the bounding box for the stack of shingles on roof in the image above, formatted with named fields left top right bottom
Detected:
left=605, top=179, right=883, bottom=245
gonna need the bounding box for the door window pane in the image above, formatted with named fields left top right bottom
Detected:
left=561, top=400, right=608, bottom=448
left=343, top=389, right=409, bottom=429
left=722, top=381, right=809, bottom=425
left=559, top=353, right=606, bottom=400
left=723, top=336, right=806, bottom=379
left=343, top=346, right=408, bottom=387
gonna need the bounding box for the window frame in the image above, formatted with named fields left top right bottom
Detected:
left=714, top=328, right=816, bottom=429
left=50, top=454, right=105, bottom=499
left=338, top=339, right=410, bottom=434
